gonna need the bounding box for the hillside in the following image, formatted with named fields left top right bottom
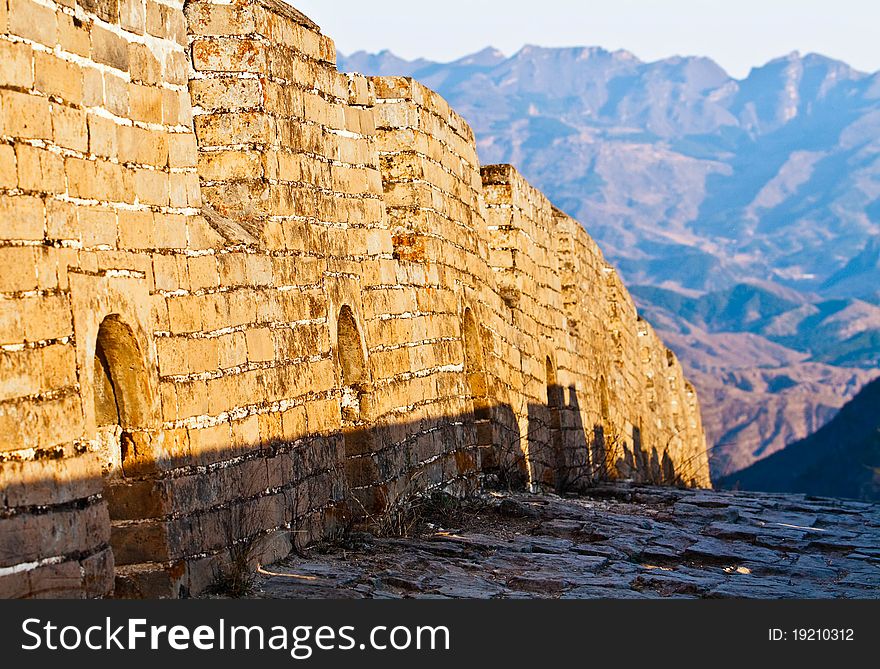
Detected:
left=719, top=378, right=880, bottom=501
left=340, top=47, right=880, bottom=477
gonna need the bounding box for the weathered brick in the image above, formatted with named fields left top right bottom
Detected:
left=51, top=104, right=88, bottom=153
left=184, top=171, right=201, bottom=207
left=103, top=73, right=129, bottom=116
left=0, top=39, right=34, bottom=89
left=153, top=212, right=188, bottom=249
left=0, top=144, right=17, bottom=189
left=87, top=114, right=118, bottom=157
left=46, top=198, right=78, bottom=241
left=77, top=206, right=117, bottom=247
left=33, top=246, right=59, bottom=291
left=26, top=560, right=85, bottom=598
left=0, top=348, right=41, bottom=400
left=163, top=50, right=188, bottom=86
left=8, top=0, right=57, bottom=47
left=80, top=0, right=119, bottom=23
left=134, top=168, right=169, bottom=206
left=156, top=337, right=189, bottom=376
left=91, top=24, right=130, bottom=71
left=150, top=0, right=186, bottom=44
left=0, top=195, right=45, bottom=240
left=198, top=150, right=261, bottom=181
left=58, top=13, right=91, bottom=57
left=34, top=52, right=83, bottom=104
left=110, top=520, right=170, bottom=565
left=0, top=298, right=25, bottom=344
left=0, top=247, right=38, bottom=292
left=187, top=254, right=218, bottom=290
left=168, top=133, right=197, bottom=169
left=186, top=337, right=219, bottom=374
left=174, top=379, right=207, bottom=418
left=119, top=0, right=145, bottom=34
left=81, top=67, right=104, bottom=107
left=246, top=327, right=274, bottom=363
left=185, top=2, right=255, bottom=36
left=105, top=479, right=169, bottom=521
left=65, top=156, right=98, bottom=199
left=189, top=77, right=262, bottom=110
left=166, top=296, right=202, bottom=333
left=0, top=503, right=108, bottom=568
left=151, top=252, right=178, bottom=292
left=81, top=549, right=114, bottom=598
left=39, top=342, right=76, bottom=390
left=129, top=82, right=163, bottom=123
left=194, top=112, right=269, bottom=146
left=192, top=38, right=265, bottom=73
left=118, top=124, right=168, bottom=166
left=97, top=159, right=133, bottom=203
left=15, top=145, right=64, bottom=193
left=0, top=89, right=51, bottom=139
left=129, top=43, right=162, bottom=85
left=218, top=331, right=247, bottom=369
left=118, top=209, right=155, bottom=249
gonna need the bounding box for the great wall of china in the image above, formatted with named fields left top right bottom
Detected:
left=0, top=0, right=710, bottom=597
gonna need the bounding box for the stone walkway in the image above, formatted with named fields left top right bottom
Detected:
left=254, top=484, right=880, bottom=599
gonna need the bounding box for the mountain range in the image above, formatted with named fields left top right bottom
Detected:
left=339, top=46, right=880, bottom=479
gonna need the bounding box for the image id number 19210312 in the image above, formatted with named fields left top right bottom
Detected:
left=769, top=628, right=855, bottom=641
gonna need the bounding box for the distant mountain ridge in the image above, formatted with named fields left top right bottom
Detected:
left=339, top=47, right=880, bottom=478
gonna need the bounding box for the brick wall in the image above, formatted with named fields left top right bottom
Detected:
left=0, top=0, right=710, bottom=598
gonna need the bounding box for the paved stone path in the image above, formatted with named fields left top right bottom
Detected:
left=255, top=484, right=880, bottom=599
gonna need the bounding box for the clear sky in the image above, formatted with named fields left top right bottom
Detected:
left=291, top=0, right=879, bottom=79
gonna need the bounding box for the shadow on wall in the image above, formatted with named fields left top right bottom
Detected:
left=613, top=426, right=702, bottom=488
left=523, top=385, right=697, bottom=494
left=1, top=387, right=699, bottom=600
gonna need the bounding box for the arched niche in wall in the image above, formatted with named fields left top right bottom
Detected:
left=94, top=316, right=153, bottom=459
left=92, top=314, right=169, bottom=594
left=337, top=305, right=368, bottom=423
left=335, top=305, right=380, bottom=513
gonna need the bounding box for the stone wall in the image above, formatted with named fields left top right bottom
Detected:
left=0, top=0, right=710, bottom=598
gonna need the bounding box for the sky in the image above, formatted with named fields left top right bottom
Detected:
left=291, top=0, right=879, bottom=79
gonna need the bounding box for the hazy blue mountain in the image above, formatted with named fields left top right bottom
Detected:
left=718, top=378, right=880, bottom=501
left=338, top=47, right=880, bottom=479
left=341, top=49, right=437, bottom=77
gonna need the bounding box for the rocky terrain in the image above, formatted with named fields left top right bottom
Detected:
left=340, top=48, right=880, bottom=478
left=254, top=485, right=880, bottom=599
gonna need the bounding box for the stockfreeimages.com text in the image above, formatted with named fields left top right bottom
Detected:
left=21, top=617, right=451, bottom=659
